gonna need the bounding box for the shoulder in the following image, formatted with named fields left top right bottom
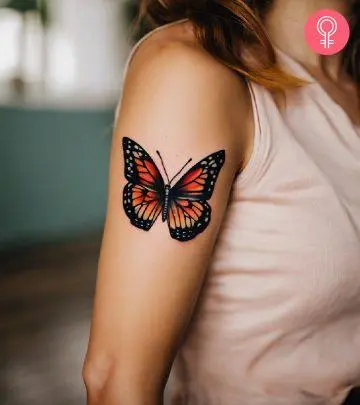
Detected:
left=122, top=43, right=239, bottom=113
left=118, top=22, right=253, bottom=167
left=124, top=22, right=233, bottom=88
left=122, top=22, right=250, bottom=112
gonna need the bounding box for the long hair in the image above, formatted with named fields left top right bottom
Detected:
left=137, top=0, right=360, bottom=93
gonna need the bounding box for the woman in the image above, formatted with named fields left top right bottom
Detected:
left=83, top=0, right=360, bottom=404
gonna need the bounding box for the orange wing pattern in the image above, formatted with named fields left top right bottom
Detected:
left=123, top=137, right=165, bottom=192
left=167, top=199, right=211, bottom=241
left=168, top=150, right=225, bottom=241
left=172, top=150, right=225, bottom=201
left=122, top=137, right=165, bottom=231
left=123, top=183, right=163, bottom=231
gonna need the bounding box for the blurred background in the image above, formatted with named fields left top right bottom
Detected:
left=0, top=0, right=143, bottom=404
left=0, top=1, right=359, bottom=404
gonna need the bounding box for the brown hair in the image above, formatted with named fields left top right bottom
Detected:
left=344, top=0, right=360, bottom=84
left=137, top=0, right=360, bottom=93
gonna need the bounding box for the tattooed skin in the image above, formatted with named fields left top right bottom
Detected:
left=122, top=137, right=225, bottom=242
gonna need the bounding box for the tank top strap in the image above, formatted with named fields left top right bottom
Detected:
left=235, top=80, right=273, bottom=189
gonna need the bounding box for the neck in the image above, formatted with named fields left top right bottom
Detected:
left=264, top=0, right=352, bottom=80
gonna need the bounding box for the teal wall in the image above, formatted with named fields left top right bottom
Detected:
left=0, top=105, right=114, bottom=250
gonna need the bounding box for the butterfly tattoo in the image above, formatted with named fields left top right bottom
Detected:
left=122, top=137, right=225, bottom=242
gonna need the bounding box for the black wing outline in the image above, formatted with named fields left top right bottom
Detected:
left=122, top=137, right=165, bottom=231
left=167, top=150, right=225, bottom=241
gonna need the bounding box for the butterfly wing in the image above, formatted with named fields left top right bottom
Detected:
left=167, top=150, right=225, bottom=242
left=167, top=199, right=211, bottom=241
left=171, top=150, right=225, bottom=200
left=123, top=183, right=163, bottom=231
left=122, top=137, right=165, bottom=191
left=122, top=137, right=165, bottom=230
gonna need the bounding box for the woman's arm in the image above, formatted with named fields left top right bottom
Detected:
left=83, top=40, right=248, bottom=405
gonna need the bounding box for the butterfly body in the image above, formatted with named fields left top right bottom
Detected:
left=162, top=185, right=171, bottom=222
left=122, top=137, right=225, bottom=242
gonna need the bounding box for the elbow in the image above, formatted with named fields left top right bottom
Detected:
left=83, top=352, right=163, bottom=404
left=82, top=354, right=113, bottom=401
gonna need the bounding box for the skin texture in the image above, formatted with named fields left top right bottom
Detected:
left=83, top=1, right=358, bottom=404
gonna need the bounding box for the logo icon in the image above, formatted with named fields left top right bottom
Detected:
left=317, top=16, right=337, bottom=49
left=305, top=9, right=350, bottom=55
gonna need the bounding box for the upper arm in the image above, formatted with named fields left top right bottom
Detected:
left=85, top=41, right=248, bottom=403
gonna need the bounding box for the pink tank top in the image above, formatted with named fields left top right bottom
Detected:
left=122, top=20, right=360, bottom=405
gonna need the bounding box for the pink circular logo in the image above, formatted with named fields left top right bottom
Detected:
left=305, top=9, right=350, bottom=55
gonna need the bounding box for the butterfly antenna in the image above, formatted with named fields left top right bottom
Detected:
left=156, top=150, right=171, bottom=184
left=170, top=158, right=193, bottom=185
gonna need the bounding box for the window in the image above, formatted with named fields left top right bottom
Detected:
left=0, top=0, right=129, bottom=105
